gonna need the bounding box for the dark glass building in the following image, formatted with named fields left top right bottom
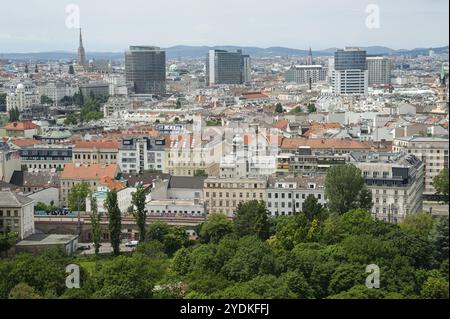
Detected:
left=334, top=48, right=367, bottom=70
left=125, top=46, right=166, bottom=95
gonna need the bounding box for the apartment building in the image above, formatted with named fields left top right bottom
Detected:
left=350, top=152, right=424, bottom=223
left=72, top=140, right=119, bottom=165
left=266, top=175, right=326, bottom=216
left=203, top=177, right=267, bottom=216
left=164, top=134, right=222, bottom=177
left=0, top=190, right=34, bottom=240
left=118, top=137, right=165, bottom=174
left=285, top=65, right=327, bottom=84
left=20, top=144, right=72, bottom=171
left=281, top=138, right=371, bottom=154
left=393, top=136, right=449, bottom=196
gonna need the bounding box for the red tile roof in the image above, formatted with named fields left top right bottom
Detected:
left=4, top=121, right=40, bottom=131
left=10, top=138, right=42, bottom=148
left=100, top=176, right=125, bottom=191
left=61, top=163, right=119, bottom=180
left=74, top=140, right=119, bottom=150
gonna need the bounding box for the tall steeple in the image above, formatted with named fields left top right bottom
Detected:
left=307, top=47, right=313, bottom=65
left=77, top=28, right=87, bottom=70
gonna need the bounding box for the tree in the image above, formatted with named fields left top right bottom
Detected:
left=400, top=213, right=434, bottom=238
left=8, top=106, right=20, bottom=122
left=433, top=168, right=449, bottom=202
left=68, top=64, right=75, bottom=75
left=68, top=182, right=90, bottom=212
left=275, top=103, right=284, bottom=113
left=193, top=169, right=208, bottom=177
left=325, top=164, right=367, bottom=214
left=198, top=213, right=233, bottom=243
left=64, top=113, right=78, bottom=125
left=307, top=103, right=317, bottom=113
left=147, top=222, right=188, bottom=256
left=430, top=216, right=449, bottom=264
left=0, top=231, right=17, bottom=257
left=302, top=194, right=325, bottom=221
left=0, top=93, right=6, bottom=107
left=89, top=194, right=102, bottom=255
left=357, top=185, right=373, bottom=212
left=105, top=190, right=122, bottom=256
left=176, top=99, right=182, bottom=109
left=421, top=276, right=449, bottom=299
left=234, top=200, right=270, bottom=240
left=131, top=184, right=147, bottom=242
left=40, top=95, right=54, bottom=105
left=8, top=283, right=41, bottom=299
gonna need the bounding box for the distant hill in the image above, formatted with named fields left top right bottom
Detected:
left=1, top=45, right=448, bottom=61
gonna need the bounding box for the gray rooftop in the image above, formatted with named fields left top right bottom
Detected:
left=0, top=190, right=34, bottom=207
left=16, top=234, right=78, bottom=246
left=168, top=176, right=207, bottom=189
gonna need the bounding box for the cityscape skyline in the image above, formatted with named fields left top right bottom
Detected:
left=0, top=0, right=448, bottom=52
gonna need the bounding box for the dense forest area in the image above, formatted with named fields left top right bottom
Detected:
left=0, top=202, right=448, bottom=299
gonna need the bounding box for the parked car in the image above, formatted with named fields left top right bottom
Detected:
left=77, top=245, right=90, bottom=251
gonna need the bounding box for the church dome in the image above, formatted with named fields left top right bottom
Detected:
left=169, top=64, right=179, bottom=72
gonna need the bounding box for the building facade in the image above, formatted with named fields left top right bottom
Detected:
left=350, top=152, right=425, bottom=223
left=72, top=140, right=119, bottom=165
left=203, top=177, right=267, bottom=216
left=0, top=190, right=34, bottom=240
left=118, top=137, right=165, bottom=174
left=393, top=136, right=449, bottom=196
left=367, top=56, right=391, bottom=86
left=125, top=46, right=166, bottom=95
left=266, top=175, right=326, bottom=216
left=331, top=48, right=368, bottom=95
left=285, top=65, right=327, bottom=84
left=206, top=50, right=248, bottom=86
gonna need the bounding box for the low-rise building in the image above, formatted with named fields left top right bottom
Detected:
left=73, top=140, right=119, bottom=165
left=0, top=189, right=34, bottom=240
left=19, top=144, right=72, bottom=171
left=3, top=121, right=40, bottom=138
left=266, top=175, right=326, bottom=216
left=60, top=163, right=119, bottom=206
left=203, top=177, right=267, bottom=216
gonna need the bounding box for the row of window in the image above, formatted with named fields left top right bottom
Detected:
left=0, top=210, right=19, bottom=217
left=205, top=192, right=264, bottom=199
left=73, top=153, right=117, bottom=160
left=268, top=192, right=323, bottom=200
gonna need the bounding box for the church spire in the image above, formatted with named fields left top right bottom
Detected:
left=77, top=28, right=87, bottom=70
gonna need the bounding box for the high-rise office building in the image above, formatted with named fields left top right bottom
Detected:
left=285, top=65, right=327, bottom=84
left=77, top=28, right=87, bottom=70
left=206, top=49, right=249, bottom=86
left=125, top=46, right=166, bottom=95
left=331, top=47, right=368, bottom=95
left=241, top=54, right=251, bottom=83
left=367, top=56, right=391, bottom=86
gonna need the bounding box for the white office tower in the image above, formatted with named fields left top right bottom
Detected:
left=242, top=55, right=251, bottom=83
left=367, top=56, right=391, bottom=86
left=331, top=48, right=368, bottom=96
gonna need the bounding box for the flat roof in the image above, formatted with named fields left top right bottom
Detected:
left=16, top=234, right=78, bottom=246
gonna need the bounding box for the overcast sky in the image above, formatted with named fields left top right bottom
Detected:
left=0, top=0, right=448, bottom=52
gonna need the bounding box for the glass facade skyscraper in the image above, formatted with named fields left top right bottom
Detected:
left=125, top=46, right=166, bottom=95
left=206, top=50, right=249, bottom=86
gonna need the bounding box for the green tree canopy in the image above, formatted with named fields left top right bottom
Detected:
left=198, top=213, right=234, bottom=243
left=234, top=200, right=270, bottom=240
left=325, top=164, right=370, bottom=214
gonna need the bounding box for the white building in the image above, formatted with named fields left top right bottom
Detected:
left=118, top=137, right=165, bottom=174
left=285, top=65, right=327, bottom=84
left=350, top=152, right=424, bottom=223
left=6, top=84, right=39, bottom=112
left=266, top=175, right=326, bottom=216
left=0, top=190, right=35, bottom=240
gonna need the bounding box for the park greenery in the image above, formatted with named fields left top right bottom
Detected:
left=0, top=164, right=448, bottom=299
left=64, top=92, right=105, bottom=125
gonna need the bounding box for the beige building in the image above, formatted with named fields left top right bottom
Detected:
left=60, top=163, right=119, bottom=206
left=393, top=136, right=449, bottom=196
left=203, top=177, right=267, bottom=216
left=164, top=134, right=221, bottom=177
left=72, top=140, right=119, bottom=165
left=0, top=190, right=35, bottom=240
